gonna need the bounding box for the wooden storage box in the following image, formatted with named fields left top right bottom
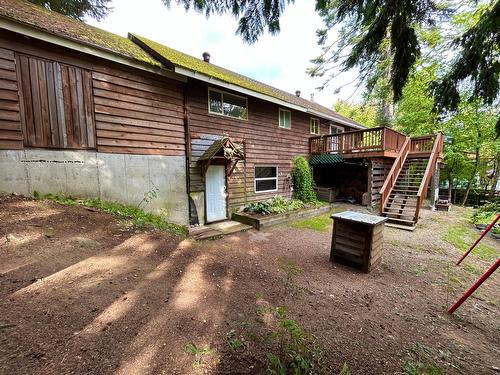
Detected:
left=330, top=211, right=387, bottom=273
left=315, top=187, right=338, bottom=203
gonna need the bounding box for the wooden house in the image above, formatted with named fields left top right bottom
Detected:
left=0, top=0, right=443, bottom=228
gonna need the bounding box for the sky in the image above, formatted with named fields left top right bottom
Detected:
left=86, top=0, right=361, bottom=108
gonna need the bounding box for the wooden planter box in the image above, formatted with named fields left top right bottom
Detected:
left=330, top=211, right=387, bottom=273
left=232, top=205, right=331, bottom=230
left=314, top=187, right=338, bottom=203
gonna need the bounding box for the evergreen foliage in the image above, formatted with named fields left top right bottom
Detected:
left=292, top=156, right=316, bottom=203
left=29, top=0, right=112, bottom=20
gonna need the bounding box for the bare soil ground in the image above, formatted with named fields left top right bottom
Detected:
left=0, top=195, right=498, bottom=375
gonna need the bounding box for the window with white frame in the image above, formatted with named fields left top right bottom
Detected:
left=310, top=118, right=320, bottom=135
left=329, top=124, right=344, bottom=134
left=279, top=108, right=291, bottom=129
left=254, top=166, right=278, bottom=193
left=208, top=88, right=248, bottom=120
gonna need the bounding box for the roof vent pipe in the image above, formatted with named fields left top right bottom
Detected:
left=202, top=52, right=210, bottom=63
left=310, top=93, right=314, bottom=101
left=295, top=90, right=301, bottom=97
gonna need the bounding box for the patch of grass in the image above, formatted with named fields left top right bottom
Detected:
left=409, top=264, right=429, bottom=276
left=33, top=191, right=187, bottom=235
left=404, top=343, right=445, bottom=375
left=289, top=213, right=332, bottom=232
left=444, top=225, right=497, bottom=262
left=404, top=361, right=444, bottom=375
left=225, top=329, right=246, bottom=352
left=183, top=343, right=219, bottom=369
left=462, top=262, right=482, bottom=276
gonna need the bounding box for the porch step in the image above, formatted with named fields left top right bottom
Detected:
left=385, top=217, right=416, bottom=226
left=189, top=221, right=252, bottom=240
left=385, top=222, right=416, bottom=231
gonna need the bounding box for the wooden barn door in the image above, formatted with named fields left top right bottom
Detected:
left=16, top=54, right=95, bottom=149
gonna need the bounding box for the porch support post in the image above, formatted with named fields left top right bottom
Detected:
left=429, top=163, right=440, bottom=210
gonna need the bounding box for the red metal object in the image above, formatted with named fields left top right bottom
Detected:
left=448, top=258, right=500, bottom=313
left=456, top=214, right=499, bottom=266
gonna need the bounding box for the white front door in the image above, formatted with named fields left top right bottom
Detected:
left=206, top=165, right=227, bottom=222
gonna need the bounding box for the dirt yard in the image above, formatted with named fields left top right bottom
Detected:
left=0, top=195, right=498, bottom=375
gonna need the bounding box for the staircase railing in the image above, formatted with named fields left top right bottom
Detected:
left=379, top=137, right=411, bottom=214
left=414, top=132, right=444, bottom=220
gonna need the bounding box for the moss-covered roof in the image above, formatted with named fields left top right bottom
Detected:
left=0, top=0, right=161, bottom=68
left=130, top=34, right=364, bottom=128
left=0, top=0, right=363, bottom=128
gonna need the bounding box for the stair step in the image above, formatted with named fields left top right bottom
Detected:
left=391, top=190, right=418, bottom=194
left=384, top=206, right=417, bottom=211
left=387, top=199, right=417, bottom=205
left=394, top=184, right=420, bottom=190
left=384, top=217, right=416, bottom=225
left=385, top=222, right=416, bottom=231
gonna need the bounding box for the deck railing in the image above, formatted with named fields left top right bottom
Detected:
left=410, top=135, right=436, bottom=154
left=379, top=137, right=411, bottom=214
left=309, top=126, right=407, bottom=155
left=415, top=132, right=444, bottom=220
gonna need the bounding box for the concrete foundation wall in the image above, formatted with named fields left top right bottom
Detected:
left=0, top=149, right=189, bottom=225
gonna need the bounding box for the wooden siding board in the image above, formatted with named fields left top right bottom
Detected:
left=37, top=59, right=51, bottom=146
left=93, top=71, right=185, bottom=156
left=0, top=48, right=22, bottom=149
left=83, top=70, right=95, bottom=148
left=45, top=62, right=59, bottom=146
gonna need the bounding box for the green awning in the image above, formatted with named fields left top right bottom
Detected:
left=309, top=154, right=344, bottom=165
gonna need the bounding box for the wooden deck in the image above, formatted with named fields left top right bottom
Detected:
left=309, top=126, right=438, bottom=159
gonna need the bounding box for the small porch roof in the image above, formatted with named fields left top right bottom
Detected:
left=309, top=154, right=344, bottom=165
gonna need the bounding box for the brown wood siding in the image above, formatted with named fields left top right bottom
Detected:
left=187, top=81, right=347, bottom=209
left=92, top=71, right=185, bottom=156
left=16, top=54, right=95, bottom=149
left=368, top=158, right=394, bottom=208
left=0, top=47, right=22, bottom=149
left=0, top=32, right=186, bottom=156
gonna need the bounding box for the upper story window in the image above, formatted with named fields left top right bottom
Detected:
left=330, top=124, right=344, bottom=134
left=208, top=88, right=248, bottom=120
left=310, top=118, right=320, bottom=135
left=279, top=108, right=291, bottom=129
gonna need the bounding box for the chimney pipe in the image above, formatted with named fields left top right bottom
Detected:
left=202, top=52, right=210, bottom=63
left=295, top=90, right=301, bottom=97
left=310, top=93, right=314, bottom=102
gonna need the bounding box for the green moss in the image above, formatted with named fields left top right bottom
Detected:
left=131, top=34, right=292, bottom=100
left=2, top=0, right=161, bottom=67
left=444, top=225, right=497, bottom=262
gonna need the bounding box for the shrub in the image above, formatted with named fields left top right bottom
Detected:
left=292, top=156, right=316, bottom=203
left=243, top=195, right=305, bottom=215
left=471, top=201, right=500, bottom=234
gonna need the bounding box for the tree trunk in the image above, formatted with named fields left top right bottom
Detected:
left=447, top=168, right=453, bottom=202
left=462, top=146, right=480, bottom=206
left=488, top=152, right=500, bottom=198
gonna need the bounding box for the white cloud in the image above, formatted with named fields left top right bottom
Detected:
left=87, top=0, right=361, bottom=107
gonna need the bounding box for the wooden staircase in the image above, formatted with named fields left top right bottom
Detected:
left=379, top=133, right=444, bottom=229
left=382, top=158, right=428, bottom=227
